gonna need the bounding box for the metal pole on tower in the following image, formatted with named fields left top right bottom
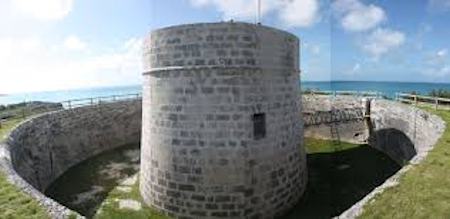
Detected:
left=257, top=0, right=261, bottom=24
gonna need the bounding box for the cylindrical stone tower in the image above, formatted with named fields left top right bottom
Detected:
left=141, top=22, right=306, bottom=219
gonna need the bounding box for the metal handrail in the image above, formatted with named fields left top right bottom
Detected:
left=302, top=90, right=383, bottom=98
left=61, top=93, right=142, bottom=109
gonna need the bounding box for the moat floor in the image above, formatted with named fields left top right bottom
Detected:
left=45, top=144, right=140, bottom=217
left=44, top=138, right=400, bottom=219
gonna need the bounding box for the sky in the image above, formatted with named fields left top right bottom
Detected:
left=0, top=0, right=450, bottom=94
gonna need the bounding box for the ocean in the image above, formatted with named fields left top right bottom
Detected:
left=2, top=81, right=450, bottom=105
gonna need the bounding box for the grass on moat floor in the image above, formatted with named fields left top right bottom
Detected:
left=359, top=108, right=450, bottom=219
left=282, top=139, right=400, bottom=219
left=93, top=177, right=171, bottom=219
left=92, top=138, right=399, bottom=219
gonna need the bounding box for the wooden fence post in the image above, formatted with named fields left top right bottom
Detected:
left=414, top=95, right=418, bottom=106
left=435, top=97, right=439, bottom=110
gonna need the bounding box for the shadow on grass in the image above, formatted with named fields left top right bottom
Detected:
left=281, top=145, right=401, bottom=219
left=45, top=144, right=140, bottom=218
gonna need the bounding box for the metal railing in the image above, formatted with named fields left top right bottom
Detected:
left=302, top=90, right=384, bottom=98
left=61, top=93, right=142, bottom=109
left=0, top=93, right=142, bottom=130
left=396, top=93, right=450, bottom=110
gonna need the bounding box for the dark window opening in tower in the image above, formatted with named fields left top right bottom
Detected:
left=253, top=113, right=266, bottom=140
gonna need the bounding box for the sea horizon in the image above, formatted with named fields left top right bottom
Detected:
left=2, top=80, right=450, bottom=105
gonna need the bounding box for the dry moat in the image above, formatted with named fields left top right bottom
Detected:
left=2, top=96, right=444, bottom=219
left=0, top=21, right=447, bottom=219
left=44, top=138, right=400, bottom=219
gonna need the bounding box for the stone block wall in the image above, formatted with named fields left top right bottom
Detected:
left=302, top=95, right=369, bottom=144
left=370, top=99, right=445, bottom=164
left=302, top=95, right=445, bottom=164
left=141, top=22, right=306, bottom=219
left=6, top=99, right=142, bottom=191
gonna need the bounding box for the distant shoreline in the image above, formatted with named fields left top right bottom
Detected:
left=2, top=81, right=450, bottom=105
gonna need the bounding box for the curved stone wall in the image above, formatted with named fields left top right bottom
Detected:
left=141, top=22, right=306, bottom=219
left=370, top=99, right=445, bottom=164
left=6, top=99, right=141, bottom=191
left=1, top=94, right=444, bottom=219
left=302, top=95, right=445, bottom=163
left=302, top=95, right=446, bottom=219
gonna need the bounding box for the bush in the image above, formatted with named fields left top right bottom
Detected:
left=428, top=89, right=450, bottom=99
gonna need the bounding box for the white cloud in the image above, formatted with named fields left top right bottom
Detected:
left=310, top=44, right=321, bottom=55
left=423, top=65, right=450, bottom=78
left=11, top=0, right=73, bottom=20
left=332, top=0, right=386, bottom=32
left=64, top=35, right=88, bottom=51
left=0, top=36, right=142, bottom=94
left=189, top=0, right=320, bottom=27
left=362, top=28, right=405, bottom=60
left=438, top=66, right=450, bottom=76
left=427, top=48, right=448, bottom=64
left=437, top=48, right=448, bottom=57
left=424, top=47, right=450, bottom=78
left=278, top=0, right=320, bottom=27
left=352, top=63, right=361, bottom=72
left=428, top=0, right=450, bottom=12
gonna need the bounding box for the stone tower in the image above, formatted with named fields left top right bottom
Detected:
left=140, top=22, right=306, bottom=219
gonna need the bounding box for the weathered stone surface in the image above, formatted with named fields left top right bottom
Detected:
left=302, top=95, right=446, bottom=219
left=118, top=199, right=142, bottom=211
left=303, top=95, right=445, bottom=164
left=140, top=22, right=306, bottom=219
left=0, top=92, right=445, bottom=219
left=303, top=95, right=369, bottom=144
left=6, top=99, right=141, bottom=191
left=0, top=99, right=141, bottom=218
left=0, top=145, right=80, bottom=219
left=370, top=99, right=445, bottom=164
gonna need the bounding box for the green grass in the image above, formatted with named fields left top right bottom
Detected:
left=0, top=117, right=49, bottom=219
left=94, top=177, right=170, bottom=219
left=304, top=137, right=361, bottom=153
left=2, top=108, right=444, bottom=219
left=46, top=144, right=142, bottom=217
left=359, top=108, right=450, bottom=219
left=0, top=118, right=26, bottom=144
left=92, top=138, right=398, bottom=219
left=0, top=173, right=49, bottom=219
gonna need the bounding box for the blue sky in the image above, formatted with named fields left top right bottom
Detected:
left=1, top=0, right=450, bottom=93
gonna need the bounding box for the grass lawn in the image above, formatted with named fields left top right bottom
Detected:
left=0, top=118, right=26, bottom=144
left=0, top=117, right=49, bottom=219
left=359, top=108, right=450, bottom=219
left=0, top=173, right=49, bottom=219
